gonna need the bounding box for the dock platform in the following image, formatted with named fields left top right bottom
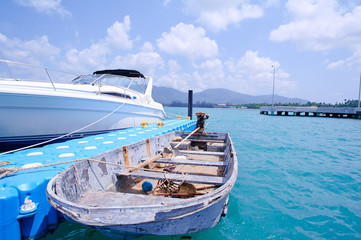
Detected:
left=260, top=106, right=361, bottom=119
left=0, top=119, right=196, bottom=240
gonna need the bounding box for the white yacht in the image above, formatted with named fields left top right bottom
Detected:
left=0, top=61, right=165, bottom=150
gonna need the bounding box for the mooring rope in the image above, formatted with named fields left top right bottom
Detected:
left=0, top=158, right=129, bottom=178
left=0, top=161, right=13, bottom=167
left=0, top=157, right=179, bottom=179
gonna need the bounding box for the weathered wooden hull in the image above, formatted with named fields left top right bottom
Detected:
left=46, top=130, right=238, bottom=239
left=92, top=195, right=228, bottom=239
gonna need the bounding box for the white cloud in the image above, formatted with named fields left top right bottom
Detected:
left=156, top=51, right=295, bottom=96
left=156, top=59, right=213, bottom=91
left=0, top=32, right=60, bottom=64
left=196, top=58, right=225, bottom=89
left=157, top=71, right=203, bottom=92
left=163, top=0, right=172, bottom=6
left=110, top=42, right=164, bottom=76
left=62, top=42, right=109, bottom=74
left=0, top=32, right=62, bottom=82
left=105, top=16, right=133, bottom=49
left=141, top=42, right=154, bottom=52
left=326, top=51, right=361, bottom=70
left=326, top=59, right=345, bottom=70
left=61, top=16, right=134, bottom=73
left=182, top=0, right=264, bottom=32
left=269, top=0, right=361, bottom=52
left=15, top=0, right=71, bottom=17
left=167, top=59, right=181, bottom=72
left=0, top=16, right=159, bottom=80
left=0, top=16, right=159, bottom=82
left=157, top=23, right=218, bottom=59
left=224, top=51, right=295, bottom=95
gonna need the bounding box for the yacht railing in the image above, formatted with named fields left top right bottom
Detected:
left=0, top=59, right=78, bottom=91
left=0, top=59, right=149, bottom=101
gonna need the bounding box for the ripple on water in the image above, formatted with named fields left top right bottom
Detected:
left=46, top=108, right=361, bottom=240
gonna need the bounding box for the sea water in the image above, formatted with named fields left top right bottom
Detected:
left=40, top=107, right=361, bottom=240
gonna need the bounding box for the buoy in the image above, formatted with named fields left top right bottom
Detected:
left=156, top=121, right=165, bottom=128
left=142, top=180, right=153, bottom=192
left=140, top=121, right=149, bottom=128
left=177, top=116, right=181, bottom=120
left=21, top=163, right=43, bottom=169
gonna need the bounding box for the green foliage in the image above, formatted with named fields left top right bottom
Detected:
left=335, top=99, right=360, bottom=107
left=164, top=99, right=361, bottom=109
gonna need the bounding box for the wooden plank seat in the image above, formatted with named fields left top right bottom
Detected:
left=153, top=158, right=228, bottom=167
left=186, top=139, right=225, bottom=143
left=178, top=150, right=224, bottom=156
left=116, top=170, right=226, bottom=185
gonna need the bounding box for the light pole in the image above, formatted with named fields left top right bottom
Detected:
left=271, top=65, right=275, bottom=107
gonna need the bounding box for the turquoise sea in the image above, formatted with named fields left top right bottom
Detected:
left=41, top=107, right=361, bottom=240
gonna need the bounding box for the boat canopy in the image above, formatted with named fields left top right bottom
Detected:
left=93, top=69, right=145, bottom=78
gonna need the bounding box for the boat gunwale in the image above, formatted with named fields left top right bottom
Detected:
left=47, top=177, right=235, bottom=225
left=46, top=132, right=238, bottom=224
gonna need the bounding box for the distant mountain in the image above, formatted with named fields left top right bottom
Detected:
left=152, top=86, right=308, bottom=105
left=152, top=86, right=188, bottom=104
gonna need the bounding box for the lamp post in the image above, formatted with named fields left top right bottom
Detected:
left=271, top=65, right=275, bottom=107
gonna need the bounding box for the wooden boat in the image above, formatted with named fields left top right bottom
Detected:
left=46, top=130, right=238, bottom=239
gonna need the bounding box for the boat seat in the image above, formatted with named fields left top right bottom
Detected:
left=153, top=158, right=228, bottom=167
left=178, top=150, right=224, bottom=156
left=116, top=170, right=226, bottom=185
left=187, top=139, right=225, bottom=143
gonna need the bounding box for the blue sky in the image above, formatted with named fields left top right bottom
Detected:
left=1, top=0, right=361, bottom=103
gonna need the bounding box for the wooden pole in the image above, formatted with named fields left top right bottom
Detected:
left=188, top=90, right=193, bottom=119
left=174, top=127, right=200, bottom=149
left=129, top=154, right=163, bottom=172
left=130, top=127, right=200, bottom=172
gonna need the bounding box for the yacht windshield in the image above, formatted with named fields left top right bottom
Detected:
left=101, top=75, right=132, bottom=88
left=128, top=79, right=148, bottom=93
left=72, top=74, right=148, bottom=94
left=72, top=75, right=99, bottom=85
left=101, top=75, right=147, bottom=94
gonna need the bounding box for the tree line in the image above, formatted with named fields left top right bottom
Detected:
left=165, top=99, right=361, bottom=109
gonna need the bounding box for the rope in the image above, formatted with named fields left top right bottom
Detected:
left=0, top=157, right=180, bottom=179
left=0, top=100, right=128, bottom=156
left=0, top=161, right=13, bottom=166
left=165, top=112, right=179, bottom=119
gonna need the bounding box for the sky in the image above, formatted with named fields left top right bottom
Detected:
left=1, top=0, right=361, bottom=103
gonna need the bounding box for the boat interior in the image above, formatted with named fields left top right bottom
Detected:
left=53, top=131, right=235, bottom=207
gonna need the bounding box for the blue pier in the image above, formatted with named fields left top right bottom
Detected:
left=0, top=119, right=196, bottom=240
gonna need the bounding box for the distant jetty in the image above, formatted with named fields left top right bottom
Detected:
left=260, top=106, right=361, bottom=119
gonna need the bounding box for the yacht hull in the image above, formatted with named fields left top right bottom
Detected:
left=0, top=91, right=165, bottom=150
